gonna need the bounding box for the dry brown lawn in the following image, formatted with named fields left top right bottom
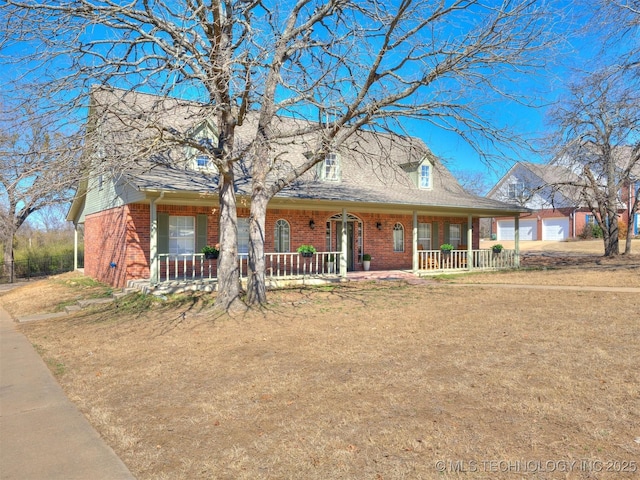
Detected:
left=1, top=245, right=640, bottom=479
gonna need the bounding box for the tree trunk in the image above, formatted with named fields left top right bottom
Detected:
left=3, top=222, right=17, bottom=283
left=624, top=215, right=634, bottom=254
left=623, top=185, right=638, bottom=254
left=602, top=208, right=619, bottom=256
left=603, top=152, right=620, bottom=257
left=214, top=171, right=242, bottom=311
left=3, top=235, right=14, bottom=283
left=246, top=191, right=270, bottom=305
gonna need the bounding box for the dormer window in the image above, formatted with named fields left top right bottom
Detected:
left=196, top=154, right=212, bottom=169
left=400, top=156, right=435, bottom=189
left=420, top=164, right=431, bottom=189
left=320, top=153, right=341, bottom=182
left=186, top=119, right=218, bottom=172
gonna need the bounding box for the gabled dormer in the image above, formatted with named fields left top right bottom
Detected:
left=185, top=119, right=218, bottom=173
left=401, top=157, right=433, bottom=189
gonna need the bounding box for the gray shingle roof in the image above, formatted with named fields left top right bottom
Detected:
left=89, top=87, right=526, bottom=214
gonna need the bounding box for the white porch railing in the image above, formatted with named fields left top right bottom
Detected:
left=157, top=251, right=342, bottom=283
left=158, top=253, right=217, bottom=283
left=239, top=251, right=342, bottom=279
left=417, top=249, right=517, bottom=272
left=156, top=249, right=515, bottom=284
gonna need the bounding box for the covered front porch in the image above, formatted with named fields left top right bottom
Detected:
left=138, top=207, right=525, bottom=292
left=131, top=245, right=519, bottom=294
left=145, top=207, right=524, bottom=283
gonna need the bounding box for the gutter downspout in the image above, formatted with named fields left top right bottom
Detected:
left=150, top=191, right=165, bottom=285
left=341, top=208, right=348, bottom=279
left=514, top=215, right=520, bottom=268
left=467, top=214, right=473, bottom=271
left=412, top=211, right=418, bottom=273
left=73, top=223, right=78, bottom=271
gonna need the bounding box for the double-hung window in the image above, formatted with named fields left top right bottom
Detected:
left=449, top=224, right=461, bottom=248
left=508, top=182, right=525, bottom=200
left=169, top=216, right=195, bottom=255
left=196, top=155, right=210, bottom=168
left=420, top=164, right=431, bottom=189
left=418, top=223, right=431, bottom=250
left=323, top=153, right=340, bottom=181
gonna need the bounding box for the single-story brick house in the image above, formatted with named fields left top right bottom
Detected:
left=67, top=88, right=528, bottom=289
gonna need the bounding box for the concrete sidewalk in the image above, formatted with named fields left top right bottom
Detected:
left=0, top=305, right=135, bottom=480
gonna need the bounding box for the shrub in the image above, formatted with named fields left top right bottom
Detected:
left=579, top=223, right=603, bottom=239
left=618, top=219, right=628, bottom=239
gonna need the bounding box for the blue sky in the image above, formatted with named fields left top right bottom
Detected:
left=1, top=1, right=624, bottom=196
left=403, top=1, right=609, bottom=188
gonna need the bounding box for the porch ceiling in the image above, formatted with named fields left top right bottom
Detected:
left=141, top=189, right=528, bottom=218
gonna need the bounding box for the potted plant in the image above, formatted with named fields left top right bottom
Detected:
left=297, top=244, right=316, bottom=258
left=492, top=244, right=504, bottom=254
left=325, top=253, right=335, bottom=273
left=440, top=243, right=454, bottom=258
left=202, top=244, right=220, bottom=259
left=362, top=253, right=371, bottom=271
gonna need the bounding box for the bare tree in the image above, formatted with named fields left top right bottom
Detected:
left=548, top=68, right=640, bottom=256
left=0, top=103, right=80, bottom=281
left=452, top=168, right=495, bottom=197
left=3, top=0, right=561, bottom=306
left=589, top=0, right=640, bottom=75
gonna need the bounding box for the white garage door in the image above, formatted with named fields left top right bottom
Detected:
left=542, top=218, right=569, bottom=241
left=496, top=219, right=537, bottom=241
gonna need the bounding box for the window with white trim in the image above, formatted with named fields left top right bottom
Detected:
left=238, top=218, right=249, bottom=254
left=274, top=219, right=290, bottom=252
left=196, top=155, right=211, bottom=169
left=418, top=223, right=431, bottom=250
left=420, top=164, right=431, bottom=189
left=169, top=216, right=195, bottom=255
left=508, top=182, right=525, bottom=200
left=322, top=153, right=340, bottom=181
left=393, top=223, right=404, bottom=252
left=449, top=224, right=461, bottom=248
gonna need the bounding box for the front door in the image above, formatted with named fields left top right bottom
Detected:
left=336, top=221, right=355, bottom=271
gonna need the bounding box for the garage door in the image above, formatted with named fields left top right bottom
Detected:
left=496, top=219, right=537, bottom=241
left=542, top=218, right=569, bottom=241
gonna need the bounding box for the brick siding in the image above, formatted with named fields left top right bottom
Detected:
left=86, top=203, right=480, bottom=286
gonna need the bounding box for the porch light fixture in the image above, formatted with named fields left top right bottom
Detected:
left=376, top=222, right=382, bottom=230
left=309, top=219, right=315, bottom=229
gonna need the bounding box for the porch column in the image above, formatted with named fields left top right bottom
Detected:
left=340, top=208, right=348, bottom=278
left=73, top=224, right=78, bottom=271
left=150, top=195, right=160, bottom=284
left=467, top=214, right=473, bottom=271
left=412, top=211, right=418, bottom=273
left=514, top=215, right=520, bottom=268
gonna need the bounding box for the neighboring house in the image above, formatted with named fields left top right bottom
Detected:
left=487, top=160, right=639, bottom=241
left=67, top=88, right=527, bottom=289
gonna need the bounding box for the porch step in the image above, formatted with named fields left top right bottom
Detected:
left=112, top=288, right=137, bottom=300
left=64, top=305, right=82, bottom=314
